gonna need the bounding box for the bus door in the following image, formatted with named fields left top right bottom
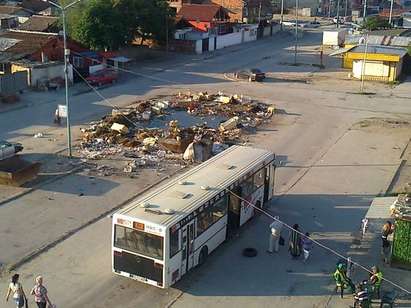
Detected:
left=227, top=186, right=241, bottom=237
left=180, top=220, right=195, bottom=276
left=264, top=163, right=275, bottom=204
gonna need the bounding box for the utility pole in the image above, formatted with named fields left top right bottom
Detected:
left=43, top=0, right=81, bottom=158
left=388, top=0, right=394, bottom=25
left=294, top=0, right=298, bottom=65
left=363, top=0, right=367, bottom=18
left=360, top=35, right=368, bottom=93
left=258, top=1, right=262, bottom=23
left=280, top=0, right=284, bottom=30
left=336, top=0, right=340, bottom=28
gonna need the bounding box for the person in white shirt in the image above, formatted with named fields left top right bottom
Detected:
left=5, top=273, right=26, bottom=308
left=267, top=216, right=282, bottom=253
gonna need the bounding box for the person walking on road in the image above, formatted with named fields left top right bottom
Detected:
left=369, top=266, right=383, bottom=299
left=53, top=107, right=61, bottom=125
left=267, top=216, right=283, bottom=253
left=5, top=273, right=26, bottom=308
left=288, top=224, right=302, bottom=258
left=301, top=232, right=313, bottom=263
left=31, top=275, right=53, bottom=308
left=333, top=263, right=354, bottom=298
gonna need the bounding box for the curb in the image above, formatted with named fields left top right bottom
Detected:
left=4, top=167, right=187, bottom=273
left=385, top=159, right=407, bottom=195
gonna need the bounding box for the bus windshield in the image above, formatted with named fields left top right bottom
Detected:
left=114, top=225, right=163, bottom=260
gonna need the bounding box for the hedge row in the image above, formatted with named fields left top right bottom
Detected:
left=392, top=219, right=411, bottom=265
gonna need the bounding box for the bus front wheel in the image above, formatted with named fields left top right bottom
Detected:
left=198, top=246, right=208, bottom=266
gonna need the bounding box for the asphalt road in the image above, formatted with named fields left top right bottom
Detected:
left=1, top=27, right=411, bottom=308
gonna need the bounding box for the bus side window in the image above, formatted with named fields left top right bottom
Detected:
left=170, top=229, right=179, bottom=258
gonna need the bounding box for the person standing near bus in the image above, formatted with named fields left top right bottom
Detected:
left=267, top=217, right=282, bottom=253
left=5, top=273, right=26, bottom=308
left=31, top=275, right=53, bottom=308
left=288, top=224, right=301, bottom=258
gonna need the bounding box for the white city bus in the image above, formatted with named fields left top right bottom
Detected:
left=112, top=146, right=276, bottom=288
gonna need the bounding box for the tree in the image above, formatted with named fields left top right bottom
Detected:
left=67, top=0, right=175, bottom=50
left=362, top=16, right=391, bottom=31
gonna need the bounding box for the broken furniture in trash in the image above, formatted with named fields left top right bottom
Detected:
left=79, top=91, right=275, bottom=168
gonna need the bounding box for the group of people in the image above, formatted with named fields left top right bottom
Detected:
left=267, top=219, right=313, bottom=263
left=268, top=218, right=389, bottom=307
left=333, top=260, right=383, bottom=308
left=4, top=274, right=54, bottom=308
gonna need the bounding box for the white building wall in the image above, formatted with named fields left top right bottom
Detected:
left=209, top=36, right=215, bottom=51
left=195, top=40, right=203, bottom=54
left=352, top=60, right=389, bottom=79
left=30, top=63, right=73, bottom=87
left=243, top=28, right=258, bottom=42
left=216, top=32, right=242, bottom=49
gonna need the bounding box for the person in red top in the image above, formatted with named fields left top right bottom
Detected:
left=30, top=276, right=53, bottom=308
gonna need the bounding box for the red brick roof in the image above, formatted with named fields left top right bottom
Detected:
left=19, top=15, right=59, bottom=32
left=177, top=4, right=225, bottom=22
left=0, top=30, right=57, bottom=56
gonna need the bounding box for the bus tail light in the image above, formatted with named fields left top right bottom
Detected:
left=133, top=221, right=145, bottom=230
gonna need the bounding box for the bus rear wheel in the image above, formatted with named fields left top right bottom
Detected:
left=198, top=246, right=208, bottom=266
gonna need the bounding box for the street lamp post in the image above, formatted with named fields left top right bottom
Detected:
left=43, top=0, right=81, bottom=158
left=359, top=35, right=368, bottom=93
left=280, top=0, right=284, bottom=30
left=336, top=0, right=341, bottom=28
left=294, top=0, right=298, bottom=65
left=388, top=0, right=394, bottom=25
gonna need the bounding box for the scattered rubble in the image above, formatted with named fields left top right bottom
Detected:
left=79, top=91, right=275, bottom=174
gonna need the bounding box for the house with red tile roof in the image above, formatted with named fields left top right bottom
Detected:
left=177, top=4, right=230, bottom=33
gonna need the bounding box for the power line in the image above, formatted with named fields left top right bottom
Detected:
left=226, top=188, right=411, bottom=295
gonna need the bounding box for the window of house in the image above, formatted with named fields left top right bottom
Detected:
left=197, top=196, right=227, bottom=236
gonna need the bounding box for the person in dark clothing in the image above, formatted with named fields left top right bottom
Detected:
left=288, top=224, right=301, bottom=258
left=381, top=221, right=393, bottom=264
left=353, top=282, right=370, bottom=308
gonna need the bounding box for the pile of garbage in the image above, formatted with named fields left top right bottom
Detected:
left=79, top=92, right=275, bottom=169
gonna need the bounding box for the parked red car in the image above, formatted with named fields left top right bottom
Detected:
left=86, top=69, right=118, bottom=86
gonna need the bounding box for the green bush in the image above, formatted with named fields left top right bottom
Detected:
left=392, top=219, right=411, bottom=264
